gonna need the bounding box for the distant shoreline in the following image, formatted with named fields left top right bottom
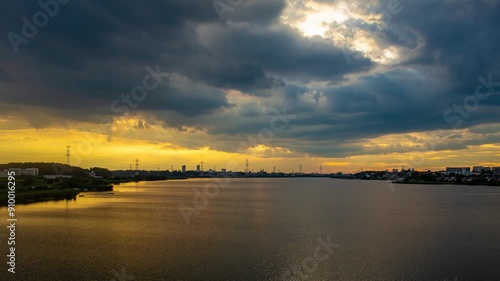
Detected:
left=332, top=177, right=500, bottom=187
left=391, top=180, right=500, bottom=187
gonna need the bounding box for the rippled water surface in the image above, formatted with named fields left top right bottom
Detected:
left=1, top=178, right=500, bottom=280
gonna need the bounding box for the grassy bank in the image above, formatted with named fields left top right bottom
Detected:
left=0, top=176, right=113, bottom=206
left=0, top=188, right=79, bottom=206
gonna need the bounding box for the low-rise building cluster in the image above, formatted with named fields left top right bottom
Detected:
left=0, top=168, right=39, bottom=177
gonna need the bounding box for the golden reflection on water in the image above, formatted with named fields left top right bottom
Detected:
left=2, top=179, right=500, bottom=281
left=112, top=181, right=141, bottom=193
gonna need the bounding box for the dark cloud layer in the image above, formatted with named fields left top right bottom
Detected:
left=1, top=0, right=499, bottom=157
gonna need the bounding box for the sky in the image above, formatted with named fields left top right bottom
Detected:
left=0, top=0, right=499, bottom=173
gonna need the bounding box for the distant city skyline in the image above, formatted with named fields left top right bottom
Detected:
left=1, top=0, right=499, bottom=174
left=2, top=157, right=499, bottom=175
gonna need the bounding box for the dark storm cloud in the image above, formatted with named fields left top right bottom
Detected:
left=188, top=61, right=286, bottom=94
left=388, top=0, right=500, bottom=88
left=282, top=0, right=500, bottom=156
left=341, top=18, right=420, bottom=50
left=203, top=24, right=373, bottom=82
left=222, top=0, right=286, bottom=24
left=0, top=67, right=9, bottom=81
left=0, top=0, right=499, bottom=158
left=205, top=0, right=500, bottom=158
left=0, top=0, right=370, bottom=119
left=202, top=62, right=499, bottom=157
left=0, top=0, right=275, bottom=121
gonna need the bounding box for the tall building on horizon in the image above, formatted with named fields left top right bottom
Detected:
left=446, top=167, right=471, bottom=175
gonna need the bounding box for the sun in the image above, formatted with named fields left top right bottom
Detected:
left=281, top=0, right=403, bottom=64
left=295, top=2, right=350, bottom=37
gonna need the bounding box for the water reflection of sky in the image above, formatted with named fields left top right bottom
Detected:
left=2, top=179, right=500, bottom=281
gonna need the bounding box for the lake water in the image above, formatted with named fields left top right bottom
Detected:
left=1, top=178, right=500, bottom=281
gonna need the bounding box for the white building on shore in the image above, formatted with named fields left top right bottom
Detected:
left=0, top=168, right=39, bottom=177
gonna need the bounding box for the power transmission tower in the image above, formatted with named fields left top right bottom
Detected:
left=66, top=146, right=71, bottom=166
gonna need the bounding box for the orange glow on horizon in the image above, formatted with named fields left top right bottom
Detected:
left=1, top=118, right=499, bottom=173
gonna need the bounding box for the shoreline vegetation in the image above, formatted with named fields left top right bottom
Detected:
left=0, top=162, right=189, bottom=207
